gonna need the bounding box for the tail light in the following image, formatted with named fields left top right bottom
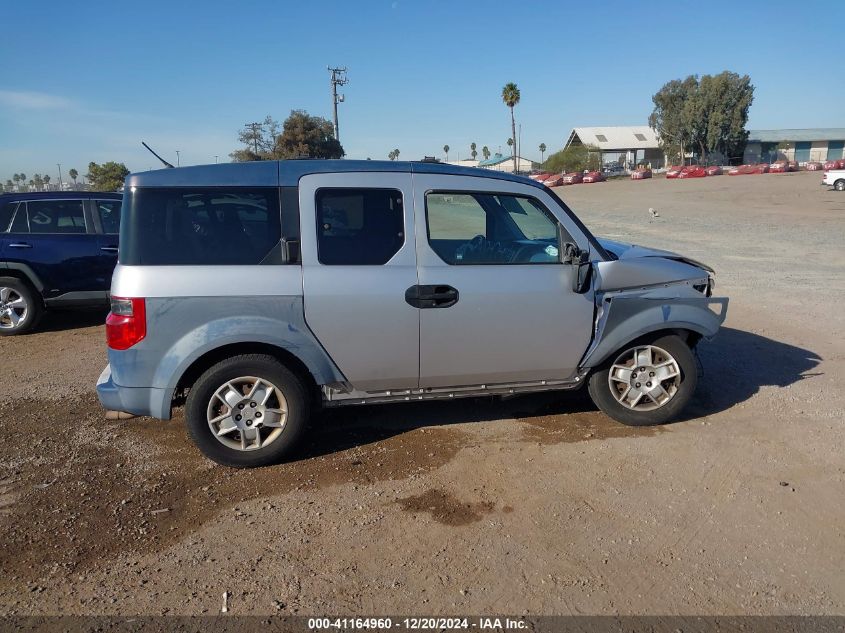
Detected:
left=106, top=297, right=146, bottom=350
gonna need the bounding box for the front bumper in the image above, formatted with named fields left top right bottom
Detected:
left=96, top=365, right=172, bottom=420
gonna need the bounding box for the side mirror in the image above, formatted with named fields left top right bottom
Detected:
left=561, top=240, right=592, bottom=294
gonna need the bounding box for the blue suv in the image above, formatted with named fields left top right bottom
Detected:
left=0, top=191, right=122, bottom=335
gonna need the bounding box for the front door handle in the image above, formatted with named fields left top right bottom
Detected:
left=405, top=284, right=459, bottom=309
left=8, top=242, right=32, bottom=249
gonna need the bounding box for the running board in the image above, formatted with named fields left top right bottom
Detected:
left=322, top=374, right=588, bottom=407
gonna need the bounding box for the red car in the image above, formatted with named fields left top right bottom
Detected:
left=769, top=161, right=789, bottom=173
left=529, top=172, right=552, bottom=181
left=787, top=161, right=800, bottom=172
left=824, top=159, right=845, bottom=170
left=705, top=165, right=722, bottom=176
left=678, top=165, right=707, bottom=178
left=805, top=162, right=824, bottom=171
left=665, top=165, right=683, bottom=179
left=562, top=172, right=583, bottom=185
left=631, top=169, right=652, bottom=180
left=582, top=171, right=605, bottom=183
left=542, top=174, right=564, bottom=187
left=731, top=163, right=769, bottom=174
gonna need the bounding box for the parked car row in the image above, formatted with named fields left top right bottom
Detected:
left=529, top=171, right=606, bottom=186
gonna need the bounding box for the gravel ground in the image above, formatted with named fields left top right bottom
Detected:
left=0, top=171, right=842, bottom=616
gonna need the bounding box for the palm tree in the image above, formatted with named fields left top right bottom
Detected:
left=33, top=174, right=43, bottom=191
left=482, top=146, right=490, bottom=160
left=393, top=148, right=400, bottom=161
left=12, top=174, right=20, bottom=189
left=470, top=142, right=477, bottom=161
left=501, top=82, right=521, bottom=173
left=69, top=168, right=78, bottom=186
left=388, top=150, right=396, bottom=161
left=43, top=174, right=51, bottom=189
left=539, top=143, right=547, bottom=163
left=443, top=144, right=450, bottom=161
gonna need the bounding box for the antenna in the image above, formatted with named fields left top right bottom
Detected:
left=141, top=141, right=175, bottom=168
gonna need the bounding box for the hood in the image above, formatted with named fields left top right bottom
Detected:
left=597, top=237, right=714, bottom=273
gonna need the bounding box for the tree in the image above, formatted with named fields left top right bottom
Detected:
left=443, top=144, right=450, bottom=161
left=542, top=143, right=601, bottom=173
left=482, top=146, right=490, bottom=160
left=43, top=174, right=51, bottom=189
left=539, top=143, right=547, bottom=163
left=501, top=82, right=521, bottom=173
left=388, top=150, right=397, bottom=161
left=470, top=142, right=477, bottom=161
left=4, top=180, right=12, bottom=190
left=68, top=168, right=78, bottom=185
left=274, top=110, right=344, bottom=159
left=231, top=111, right=344, bottom=161
left=393, top=148, right=400, bottom=161
left=650, top=71, right=753, bottom=164
left=33, top=174, right=44, bottom=190
left=86, top=161, right=129, bottom=191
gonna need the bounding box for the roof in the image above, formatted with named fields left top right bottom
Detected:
left=747, top=128, right=845, bottom=143
left=477, top=153, right=535, bottom=167
left=0, top=191, right=121, bottom=199
left=566, top=126, right=659, bottom=150
left=127, top=159, right=544, bottom=189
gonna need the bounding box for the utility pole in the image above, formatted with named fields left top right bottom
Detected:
left=327, top=66, right=348, bottom=142
left=175, top=150, right=181, bottom=167
left=244, top=122, right=262, bottom=155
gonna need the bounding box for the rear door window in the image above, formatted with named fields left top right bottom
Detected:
left=0, top=201, right=17, bottom=232
left=122, top=188, right=281, bottom=265
left=96, top=200, right=122, bottom=234
left=26, top=200, right=87, bottom=234
left=315, top=188, right=404, bottom=265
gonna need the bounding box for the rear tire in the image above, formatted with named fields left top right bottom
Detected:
left=588, top=334, right=697, bottom=426
left=0, top=277, right=43, bottom=336
left=185, top=354, right=310, bottom=467
left=834, top=179, right=845, bottom=192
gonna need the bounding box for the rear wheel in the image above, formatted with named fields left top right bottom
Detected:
left=588, top=334, right=697, bottom=426
left=185, top=354, right=310, bottom=467
left=0, top=277, right=43, bottom=336
left=834, top=179, right=845, bottom=192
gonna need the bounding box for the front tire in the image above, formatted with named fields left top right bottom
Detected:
left=185, top=354, right=310, bottom=467
left=0, top=277, right=43, bottom=336
left=587, top=334, right=697, bottom=426
left=834, top=179, right=845, bottom=192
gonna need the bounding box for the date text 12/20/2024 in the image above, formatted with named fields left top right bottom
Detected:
left=308, top=617, right=528, bottom=630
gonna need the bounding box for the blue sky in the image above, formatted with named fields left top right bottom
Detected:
left=1, top=0, right=843, bottom=178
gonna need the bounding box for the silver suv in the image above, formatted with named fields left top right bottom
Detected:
left=96, top=160, right=727, bottom=467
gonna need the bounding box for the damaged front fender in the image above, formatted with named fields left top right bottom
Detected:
left=580, top=282, right=728, bottom=369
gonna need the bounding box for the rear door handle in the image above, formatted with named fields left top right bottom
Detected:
left=100, top=246, right=118, bottom=253
left=405, top=284, right=459, bottom=309
left=8, top=242, right=32, bottom=249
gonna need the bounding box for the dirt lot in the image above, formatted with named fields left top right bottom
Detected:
left=1, top=171, right=843, bottom=616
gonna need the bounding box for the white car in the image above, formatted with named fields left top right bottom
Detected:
left=822, top=169, right=845, bottom=191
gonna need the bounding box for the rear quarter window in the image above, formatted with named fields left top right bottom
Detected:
left=121, top=188, right=281, bottom=265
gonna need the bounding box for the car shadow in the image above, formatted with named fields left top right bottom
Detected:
left=682, top=326, right=822, bottom=420
left=37, top=308, right=108, bottom=333
left=295, top=327, right=821, bottom=460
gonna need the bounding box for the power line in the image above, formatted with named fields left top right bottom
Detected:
left=327, top=66, right=348, bottom=143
